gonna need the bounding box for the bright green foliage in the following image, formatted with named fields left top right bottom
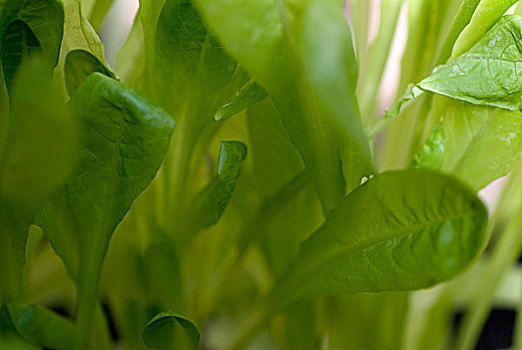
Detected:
left=272, top=169, right=488, bottom=306
left=194, top=0, right=373, bottom=210
left=442, top=101, right=522, bottom=190
left=38, top=73, right=174, bottom=347
left=1, top=1, right=522, bottom=350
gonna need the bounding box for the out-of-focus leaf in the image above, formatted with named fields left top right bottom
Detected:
left=142, top=312, right=199, bottom=350
left=436, top=0, right=481, bottom=64
left=0, top=59, right=76, bottom=212
left=188, top=141, right=247, bottom=232
left=38, top=73, right=174, bottom=347
left=271, top=169, right=488, bottom=307
left=81, top=0, right=115, bottom=30
left=64, top=49, right=114, bottom=96
left=194, top=0, right=374, bottom=211
left=144, top=231, right=184, bottom=313
left=215, top=80, right=268, bottom=121
left=7, top=302, right=74, bottom=350
left=321, top=293, right=408, bottom=350
left=115, top=10, right=144, bottom=86
left=0, top=58, right=76, bottom=302
left=0, top=0, right=64, bottom=88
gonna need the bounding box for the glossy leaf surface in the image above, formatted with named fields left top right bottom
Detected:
left=273, top=170, right=488, bottom=306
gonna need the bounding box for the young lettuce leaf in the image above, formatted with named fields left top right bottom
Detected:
left=270, top=169, right=488, bottom=307
left=7, top=302, right=74, bottom=350
left=187, top=141, right=247, bottom=232
left=38, top=73, right=174, bottom=348
left=451, top=0, right=519, bottom=58
left=194, top=0, right=374, bottom=211
left=64, top=49, right=114, bottom=96
left=414, top=124, right=445, bottom=171
left=61, top=0, right=106, bottom=63
left=142, top=312, right=199, bottom=350
left=0, top=59, right=76, bottom=303
left=214, top=80, right=268, bottom=121
left=0, top=0, right=64, bottom=87
left=374, top=15, right=522, bottom=135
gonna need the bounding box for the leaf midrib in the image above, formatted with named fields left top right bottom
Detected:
left=276, top=206, right=481, bottom=301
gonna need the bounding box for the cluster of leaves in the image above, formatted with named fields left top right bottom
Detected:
left=0, top=0, right=521, bottom=349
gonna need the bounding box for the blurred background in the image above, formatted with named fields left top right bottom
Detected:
left=91, top=0, right=521, bottom=348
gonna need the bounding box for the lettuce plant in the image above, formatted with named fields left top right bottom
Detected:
left=0, top=0, right=521, bottom=349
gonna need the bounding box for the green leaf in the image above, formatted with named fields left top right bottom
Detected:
left=435, top=0, right=481, bottom=65
left=214, top=80, right=268, bottom=121
left=81, top=0, right=115, bottom=31
left=188, top=141, right=247, bottom=231
left=0, top=58, right=76, bottom=212
left=451, top=0, right=519, bottom=58
left=420, top=15, right=522, bottom=111
left=61, top=0, right=106, bottom=63
left=7, top=302, right=74, bottom=349
left=0, top=58, right=76, bottom=302
left=194, top=0, right=374, bottom=211
left=153, top=0, right=236, bottom=120
left=271, top=169, right=488, bottom=307
left=374, top=15, right=522, bottom=135
left=414, top=124, right=445, bottom=171
left=64, top=49, right=114, bottom=96
left=142, top=312, right=199, bottom=350
left=442, top=100, right=522, bottom=191
left=115, top=10, right=144, bottom=86
left=38, top=73, right=174, bottom=348
left=0, top=0, right=64, bottom=87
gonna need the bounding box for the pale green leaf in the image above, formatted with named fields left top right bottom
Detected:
left=442, top=100, right=522, bottom=191
left=61, top=0, right=105, bottom=63
left=451, top=0, right=519, bottom=58
left=194, top=0, right=373, bottom=211
left=414, top=124, right=445, bottom=171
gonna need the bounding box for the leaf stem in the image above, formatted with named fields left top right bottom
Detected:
left=223, top=303, right=271, bottom=350
left=454, top=162, right=522, bottom=350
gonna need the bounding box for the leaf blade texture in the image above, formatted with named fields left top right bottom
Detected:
left=273, top=169, right=488, bottom=306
